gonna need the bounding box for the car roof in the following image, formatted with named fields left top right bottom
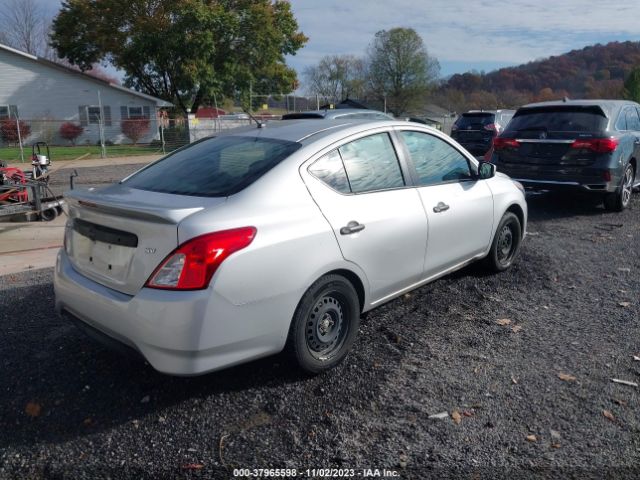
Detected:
left=216, top=119, right=429, bottom=145
left=282, top=108, right=393, bottom=120
left=520, top=99, right=639, bottom=119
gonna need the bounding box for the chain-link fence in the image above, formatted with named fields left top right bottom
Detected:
left=0, top=116, right=260, bottom=163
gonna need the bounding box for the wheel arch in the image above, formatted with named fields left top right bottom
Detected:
left=505, top=203, right=526, bottom=238
left=322, top=268, right=366, bottom=313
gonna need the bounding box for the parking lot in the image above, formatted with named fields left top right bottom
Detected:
left=1, top=163, right=639, bottom=479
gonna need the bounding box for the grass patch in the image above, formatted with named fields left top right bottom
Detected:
left=0, top=144, right=161, bottom=162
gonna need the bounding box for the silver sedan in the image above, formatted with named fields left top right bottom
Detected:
left=54, top=120, right=527, bottom=375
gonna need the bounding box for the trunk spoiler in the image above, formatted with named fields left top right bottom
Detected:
left=66, top=186, right=223, bottom=224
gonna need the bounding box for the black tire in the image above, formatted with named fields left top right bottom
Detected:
left=604, top=163, right=635, bottom=212
left=40, top=208, right=58, bottom=222
left=287, top=274, right=360, bottom=374
left=484, top=212, right=522, bottom=272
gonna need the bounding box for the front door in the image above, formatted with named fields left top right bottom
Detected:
left=397, top=129, right=494, bottom=277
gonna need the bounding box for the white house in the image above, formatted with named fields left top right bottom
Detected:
left=0, top=43, right=172, bottom=145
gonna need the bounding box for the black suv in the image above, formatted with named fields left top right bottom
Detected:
left=490, top=99, right=639, bottom=211
left=451, top=110, right=515, bottom=155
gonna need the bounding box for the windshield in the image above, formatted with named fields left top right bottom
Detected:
left=124, top=136, right=301, bottom=197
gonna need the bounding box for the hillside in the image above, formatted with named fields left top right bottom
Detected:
left=435, top=41, right=640, bottom=110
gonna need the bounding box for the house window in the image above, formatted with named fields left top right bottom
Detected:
left=128, top=106, right=144, bottom=119
left=87, top=106, right=102, bottom=124
left=0, top=106, right=9, bottom=120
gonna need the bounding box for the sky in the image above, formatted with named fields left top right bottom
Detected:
left=39, top=0, right=640, bottom=80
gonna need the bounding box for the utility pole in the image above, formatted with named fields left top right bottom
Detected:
left=97, top=90, right=106, bottom=158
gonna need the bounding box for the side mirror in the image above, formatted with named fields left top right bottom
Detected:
left=478, top=161, right=496, bottom=180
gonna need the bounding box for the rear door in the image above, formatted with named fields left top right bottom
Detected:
left=302, top=131, right=428, bottom=302
left=397, top=129, right=494, bottom=277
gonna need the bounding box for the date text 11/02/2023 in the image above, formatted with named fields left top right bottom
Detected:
left=232, top=468, right=400, bottom=477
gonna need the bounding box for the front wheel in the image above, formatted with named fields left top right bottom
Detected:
left=604, top=163, right=634, bottom=212
left=484, top=212, right=522, bottom=272
left=287, top=274, right=360, bottom=374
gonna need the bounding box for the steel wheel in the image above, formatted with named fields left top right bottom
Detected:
left=496, top=224, right=515, bottom=264
left=484, top=212, right=522, bottom=272
left=287, top=274, right=360, bottom=374
left=306, top=295, right=347, bottom=360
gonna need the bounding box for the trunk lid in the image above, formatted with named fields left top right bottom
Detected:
left=65, top=184, right=226, bottom=295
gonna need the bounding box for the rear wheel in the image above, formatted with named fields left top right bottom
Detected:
left=287, top=274, right=360, bottom=374
left=484, top=212, right=522, bottom=272
left=604, top=163, right=634, bottom=212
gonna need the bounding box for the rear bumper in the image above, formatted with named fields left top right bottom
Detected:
left=54, top=250, right=291, bottom=375
left=497, top=164, right=618, bottom=193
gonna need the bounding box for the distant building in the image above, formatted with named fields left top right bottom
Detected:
left=0, top=43, right=171, bottom=145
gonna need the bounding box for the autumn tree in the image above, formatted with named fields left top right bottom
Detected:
left=622, top=67, right=640, bottom=103
left=303, top=55, right=366, bottom=104
left=121, top=119, right=150, bottom=145
left=0, top=119, right=30, bottom=146
left=366, top=28, right=440, bottom=116
left=59, top=122, right=83, bottom=145
left=51, top=0, right=307, bottom=114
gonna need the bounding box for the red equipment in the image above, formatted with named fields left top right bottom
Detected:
left=0, top=166, right=28, bottom=203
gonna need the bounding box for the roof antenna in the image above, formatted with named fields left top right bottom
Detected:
left=562, top=96, right=570, bottom=103
left=243, top=108, right=265, bottom=128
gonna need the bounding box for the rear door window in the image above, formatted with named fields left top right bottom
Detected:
left=455, top=113, right=494, bottom=130
left=308, top=150, right=350, bottom=194
left=338, top=133, right=405, bottom=193
left=506, top=106, right=607, bottom=134
left=625, top=107, right=640, bottom=131
left=124, top=136, right=301, bottom=197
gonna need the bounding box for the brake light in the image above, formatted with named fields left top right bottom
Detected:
left=484, top=123, right=497, bottom=132
left=146, top=227, right=256, bottom=290
left=570, top=138, right=618, bottom=153
left=493, top=137, right=520, bottom=150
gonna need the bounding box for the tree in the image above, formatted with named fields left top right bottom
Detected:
left=121, top=118, right=150, bottom=145
left=0, top=0, right=57, bottom=59
left=0, top=119, right=30, bottom=146
left=622, top=67, right=640, bottom=103
left=365, top=28, right=440, bottom=116
left=303, top=55, right=366, bottom=103
left=51, top=0, right=307, bottom=114
left=59, top=122, right=84, bottom=145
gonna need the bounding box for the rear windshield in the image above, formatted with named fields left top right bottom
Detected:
left=506, top=106, right=607, bottom=134
left=455, top=113, right=495, bottom=128
left=124, top=136, right=301, bottom=197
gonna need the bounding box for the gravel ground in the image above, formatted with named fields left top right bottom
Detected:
left=1, top=168, right=639, bottom=479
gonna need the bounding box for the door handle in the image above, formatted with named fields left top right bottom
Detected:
left=340, top=221, right=365, bottom=235
left=433, top=201, right=450, bottom=213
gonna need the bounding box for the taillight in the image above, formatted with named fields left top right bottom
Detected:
left=484, top=123, right=497, bottom=132
left=493, top=137, right=520, bottom=150
left=146, top=227, right=256, bottom=290
left=570, top=138, right=618, bottom=153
